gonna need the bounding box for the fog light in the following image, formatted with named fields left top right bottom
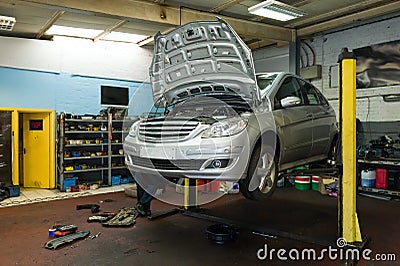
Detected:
left=212, top=160, right=222, bottom=168
left=205, top=159, right=230, bottom=169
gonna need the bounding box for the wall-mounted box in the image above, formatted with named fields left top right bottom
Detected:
left=300, top=65, right=322, bottom=79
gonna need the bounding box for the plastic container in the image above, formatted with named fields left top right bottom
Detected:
left=6, top=185, right=20, bottom=197
left=63, top=177, right=78, bottom=192
left=375, top=168, right=388, bottom=189
left=104, top=175, right=121, bottom=186
left=71, top=151, right=81, bottom=157
left=227, top=182, right=240, bottom=194
left=71, top=185, right=80, bottom=192
left=277, top=177, right=284, bottom=188
left=361, top=169, right=376, bottom=188
left=48, top=228, right=56, bottom=237
left=295, top=176, right=311, bottom=190
left=312, top=176, right=320, bottom=191
left=120, top=176, right=134, bottom=184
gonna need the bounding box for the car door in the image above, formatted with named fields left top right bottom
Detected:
left=273, top=76, right=313, bottom=164
left=296, top=78, right=335, bottom=156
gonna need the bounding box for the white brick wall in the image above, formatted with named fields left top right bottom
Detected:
left=0, top=35, right=153, bottom=82
left=252, top=45, right=289, bottom=73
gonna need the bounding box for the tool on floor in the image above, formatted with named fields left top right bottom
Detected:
left=252, top=231, right=277, bottom=239
left=76, top=204, right=100, bottom=213
left=102, top=207, right=137, bottom=227
left=90, top=232, right=101, bottom=239
left=52, top=224, right=78, bottom=237
left=87, top=212, right=115, bottom=223
left=44, top=231, right=90, bottom=250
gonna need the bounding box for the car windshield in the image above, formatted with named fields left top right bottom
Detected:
left=257, top=73, right=278, bottom=91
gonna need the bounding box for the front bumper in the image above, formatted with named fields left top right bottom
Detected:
left=123, top=131, right=251, bottom=181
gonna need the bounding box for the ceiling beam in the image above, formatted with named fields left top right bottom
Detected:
left=137, top=27, right=175, bottom=46
left=297, top=0, right=400, bottom=37
left=20, top=0, right=181, bottom=25
left=137, top=36, right=153, bottom=46
left=249, top=16, right=265, bottom=22
left=35, top=10, right=64, bottom=39
left=93, top=20, right=127, bottom=42
left=180, top=7, right=293, bottom=42
left=209, top=0, right=245, bottom=13
left=19, top=0, right=293, bottom=42
left=292, top=0, right=319, bottom=7
left=247, top=40, right=276, bottom=50
left=287, top=0, right=389, bottom=28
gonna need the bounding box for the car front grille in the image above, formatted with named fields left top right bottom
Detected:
left=138, top=118, right=199, bottom=142
left=130, top=156, right=206, bottom=170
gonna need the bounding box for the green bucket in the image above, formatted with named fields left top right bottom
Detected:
left=295, top=176, right=311, bottom=190
left=312, top=176, right=319, bottom=191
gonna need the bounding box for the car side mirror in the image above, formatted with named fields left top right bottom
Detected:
left=280, top=96, right=301, bottom=108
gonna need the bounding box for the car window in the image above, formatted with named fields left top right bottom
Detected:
left=257, top=74, right=278, bottom=91
left=275, top=77, right=305, bottom=106
left=314, top=87, right=329, bottom=106
left=297, top=78, right=322, bottom=106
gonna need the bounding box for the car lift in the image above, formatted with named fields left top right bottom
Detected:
left=149, top=47, right=368, bottom=257
left=337, top=48, right=366, bottom=247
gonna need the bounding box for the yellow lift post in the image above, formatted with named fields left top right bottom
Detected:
left=337, top=48, right=363, bottom=245
left=147, top=178, right=198, bottom=219
left=183, top=178, right=198, bottom=210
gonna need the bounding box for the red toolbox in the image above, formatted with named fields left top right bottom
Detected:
left=375, top=168, right=388, bottom=189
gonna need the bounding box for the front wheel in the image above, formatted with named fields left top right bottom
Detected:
left=240, top=145, right=278, bottom=201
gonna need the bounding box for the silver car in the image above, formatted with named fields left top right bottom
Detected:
left=124, top=19, right=338, bottom=201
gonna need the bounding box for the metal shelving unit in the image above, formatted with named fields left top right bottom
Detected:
left=358, top=186, right=400, bottom=197
left=358, top=158, right=400, bottom=167
left=57, top=111, right=136, bottom=191
left=64, top=167, right=109, bottom=174
left=358, top=157, right=400, bottom=197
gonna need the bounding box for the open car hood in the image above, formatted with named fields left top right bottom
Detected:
left=150, top=18, right=259, bottom=106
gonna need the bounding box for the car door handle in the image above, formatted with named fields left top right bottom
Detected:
left=306, top=113, right=313, bottom=118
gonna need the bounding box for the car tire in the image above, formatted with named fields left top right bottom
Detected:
left=240, top=144, right=278, bottom=201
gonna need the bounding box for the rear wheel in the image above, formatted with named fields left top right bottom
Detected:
left=240, top=145, right=278, bottom=201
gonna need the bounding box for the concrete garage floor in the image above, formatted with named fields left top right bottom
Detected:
left=0, top=187, right=399, bottom=265
left=0, top=184, right=134, bottom=208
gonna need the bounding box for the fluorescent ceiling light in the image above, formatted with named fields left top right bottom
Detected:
left=0, top=15, right=16, bottom=31
left=248, top=0, right=306, bottom=21
left=101, top=32, right=149, bottom=43
left=46, top=25, right=102, bottom=39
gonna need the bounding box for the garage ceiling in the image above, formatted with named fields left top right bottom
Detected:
left=0, top=0, right=399, bottom=49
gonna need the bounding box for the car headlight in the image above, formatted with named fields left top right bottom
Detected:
left=202, top=118, right=247, bottom=138
left=129, top=121, right=140, bottom=137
